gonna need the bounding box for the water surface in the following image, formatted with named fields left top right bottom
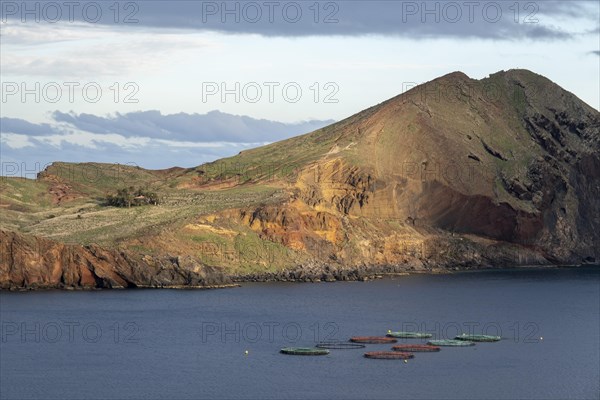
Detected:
left=1, top=267, right=599, bottom=399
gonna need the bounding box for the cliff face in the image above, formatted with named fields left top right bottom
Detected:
left=0, top=230, right=231, bottom=290
left=1, top=69, right=599, bottom=289
left=221, top=69, right=599, bottom=266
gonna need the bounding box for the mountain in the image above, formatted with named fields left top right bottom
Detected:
left=1, top=69, right=599, bottom=289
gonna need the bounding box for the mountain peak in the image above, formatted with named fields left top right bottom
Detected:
left=2, top=69, right=599, bottom=290
left=438, top=71, right=471, bottom=80
left=426, top=71, right=472, bottom=86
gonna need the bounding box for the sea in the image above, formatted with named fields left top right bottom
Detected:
left=1, top=267, right=599, bottom=399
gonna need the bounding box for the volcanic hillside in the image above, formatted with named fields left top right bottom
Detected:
left=1, top=69, right=599, bottom=289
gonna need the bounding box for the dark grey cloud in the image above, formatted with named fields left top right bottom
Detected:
left=590, top=50, right=600, bottom=56
left=2, top=1, right=594, bottom=40
left=49, top=110, right=333, bottom=142
left=1, top=111, right=333, bottom=143
left=0, top=111, right=334, bottom=170
left=0, top=117, right=57, bottom=136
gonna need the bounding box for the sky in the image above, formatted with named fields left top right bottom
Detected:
left=1, top=0, right=599, bottom=175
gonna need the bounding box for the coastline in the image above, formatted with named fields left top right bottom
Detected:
left=232, top=262, right=599, bottom=283
left=4, top=263, right=597, bottom=292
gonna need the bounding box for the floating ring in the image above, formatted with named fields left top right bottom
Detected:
left=316, top=342, right=366, bottom=349
left=280, top=347, right=330, bottom=355
left=350, top=336, right=398, bottom=344
left=364, top=351, right=414, bottom=359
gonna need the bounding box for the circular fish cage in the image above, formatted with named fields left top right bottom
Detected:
left=364, top=351, right=414, bottom=360
left=350, top=336, right=398, bottom=344
left=316, top=341, right=366, bottom=349
left=427, top=339, right=475, bottom=347
left=280, top=347, right=330, bottom=355
left=455, top=334, right=501, bottom=342
left=386, top=331, right=433, bottom=339
left=392, top=344, right=441, bottom=352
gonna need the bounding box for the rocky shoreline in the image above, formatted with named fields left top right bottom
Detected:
left=232, top=264, right=419, bottom=283
left=4, top=262, right=597, bottom=291
left=231, top=263, right=547, bottom=284
left=2, top=229, right=596, bottom=291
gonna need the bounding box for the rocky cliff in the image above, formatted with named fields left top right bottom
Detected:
left=0, top=230, right=232, bottom=290
left=1, top=69, right=598, bottom=289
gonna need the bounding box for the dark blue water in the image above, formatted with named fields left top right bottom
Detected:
left=1, top=267, right=599, bottom=400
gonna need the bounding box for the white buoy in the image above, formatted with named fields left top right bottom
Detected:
left=245, top=350, right=249, bottom=355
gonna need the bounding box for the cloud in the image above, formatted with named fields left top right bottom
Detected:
left=0, top=117, right=57, bottom=135
left=0, top=138, right=257, bottom=173
left=2, top=110, right=333, bottom=144
left=1, top=1, right=595, bottom=40
left=0, top=111, right=334, bottom=170
left=590, top=50, right=600, bottom=56
left=48, top=110, right=334, bottom=142
left=0, top=133, right=37, bottom=149
left=1, top=23, right=215, bottom=77
left=0, top=23, right=94, bottom=45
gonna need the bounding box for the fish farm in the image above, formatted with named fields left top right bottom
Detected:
left=386, top=331, right=433, bottom=339
left=350, top=336, right=398, bottom=344
left=391, top=344, right=441, bottom=352
left=280, top=330, right=502, bottom=360
left=316, top=342, right=366, bottom=349
left=427, top=339, right=476, bottom=347
left=364, top=351, right=415, bottom=360
left=455, top=334, right=502, bottom=342
left=280, top=347, right=330, bottom=355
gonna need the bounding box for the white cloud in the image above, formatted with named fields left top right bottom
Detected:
left=1, top=22, right=217, bottom=78
left=0, top=133, right=36, bottom=149
left=0, top=22, right=98, bottom=45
